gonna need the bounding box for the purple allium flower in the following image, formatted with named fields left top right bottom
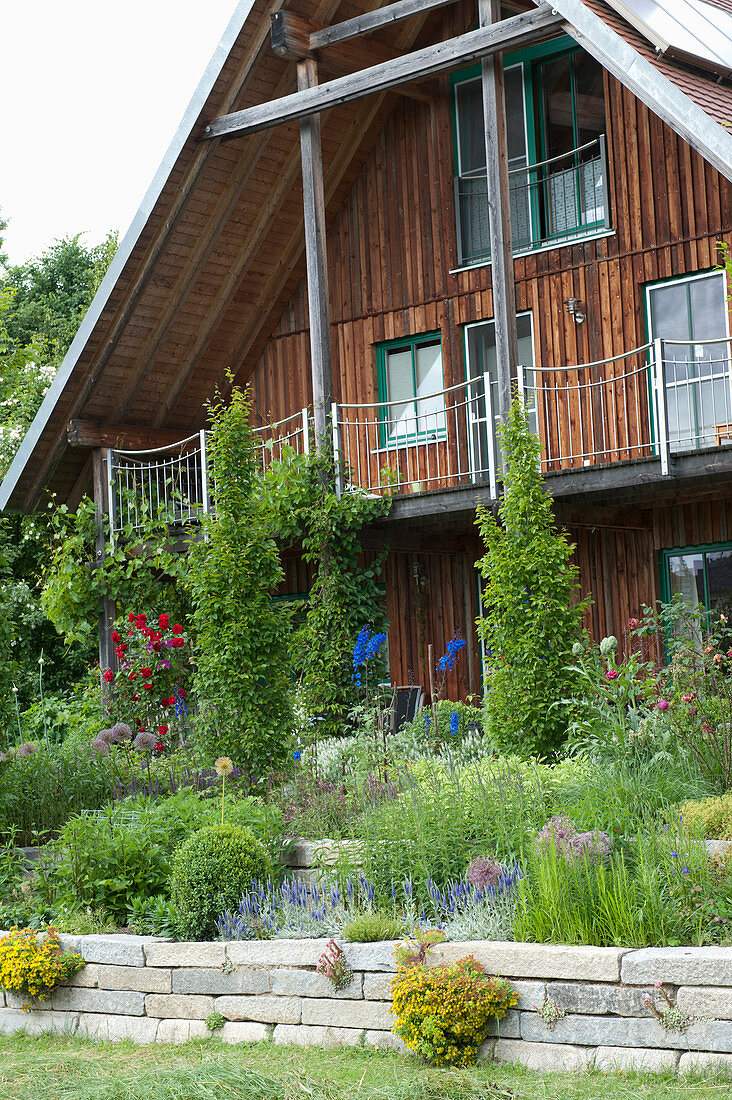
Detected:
left=98, top=728, right=115, bottom=744
left=134, top=731, right=156, bottom=752
left=568, top=830, right=613, bottom=864
left=90, top=737, right=110, bottom=756
left=17, top=741, right=38, bottom=758
left=111, top=723, right=133, bottom=742
left=536, top=816, right=577, bottom=856
left=466, top=856, right=506, bottom=889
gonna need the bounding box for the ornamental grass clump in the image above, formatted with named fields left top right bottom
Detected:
left=390, top=948, right=517, bottom=1066
left=0, top=927, right=84, bottom=1009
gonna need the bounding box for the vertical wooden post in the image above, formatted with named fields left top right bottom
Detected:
left=297, top=58, right=334, bottom=452
left=479, top=0, right=518, bottom=420
left=92, top=448, right=116, bottom=671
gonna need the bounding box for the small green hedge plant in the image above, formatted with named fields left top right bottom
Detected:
left=342, top=911, right=406, bottom=942
left=170, top=824, right=270, bottom=941
left=680, top=794, right=732, bottom=839
left=391, top=951, right=516, bottom=1066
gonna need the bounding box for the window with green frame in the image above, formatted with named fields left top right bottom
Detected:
left=660, top=541, right=732, bottom=624
left=452, top=37, right=608, bottom=266
left=377, top=332, right=446, bottom=447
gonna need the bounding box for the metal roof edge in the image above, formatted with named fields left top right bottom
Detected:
left=0, top=0, right=257, bottom=512
left=542, top=0, right=732, bottom=184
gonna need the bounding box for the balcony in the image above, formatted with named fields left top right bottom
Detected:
left=101, top=337, right=732, bottom=538
left=455, top=137, right=609, bottom=267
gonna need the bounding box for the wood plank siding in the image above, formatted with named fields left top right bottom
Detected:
left=243, top=2, right=731, bottom=690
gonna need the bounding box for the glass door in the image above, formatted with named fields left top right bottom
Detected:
left=464, top=313, right=536, bottom=481
left=537, top=51, right=606, bottom=240
left=647, top=272, right=730, bottom=451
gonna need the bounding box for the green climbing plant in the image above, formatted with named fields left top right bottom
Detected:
left=186, top=386, right=294, bottom=777
left=476, top=397, right=588, bottom=758
left=263, top=445, right=391, bottom=738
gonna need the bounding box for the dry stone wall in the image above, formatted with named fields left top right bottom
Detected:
left=1, top=934, right=732, bottom=1074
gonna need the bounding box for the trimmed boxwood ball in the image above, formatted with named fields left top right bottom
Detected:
left=170, top=824, right=270, bottom=941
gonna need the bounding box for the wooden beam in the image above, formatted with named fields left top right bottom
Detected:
left=298, top=58, right=334, bottom=450
left=151, top=142, right=306, bottom=428
left=480, top=0, right=518, bottom=418
left=67, top=421, right=200, bottom=451
left=203, top=6, right=565, bottom=138
left=270, top=11, right=438, bottom=101
left=212, top=91, right=394, bottom=410
left=309, top=0, right=461, bottom=49
left=157, top=4, right=450, bottom=422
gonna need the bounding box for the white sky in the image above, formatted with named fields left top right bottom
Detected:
left=1, top=0, right=240, bottom=267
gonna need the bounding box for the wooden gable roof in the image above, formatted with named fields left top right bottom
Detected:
left=1, top=0, right=731, bottom=513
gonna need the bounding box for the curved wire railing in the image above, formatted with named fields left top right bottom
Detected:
left=102, top=335, right=732, bottom=532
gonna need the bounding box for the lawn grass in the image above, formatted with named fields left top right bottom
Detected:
left=0, top=1034, right=730, bottom=1100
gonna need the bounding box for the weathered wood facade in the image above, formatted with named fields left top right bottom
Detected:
left=2, top=0, right=732, bottom=700
left=241, top=1, right=732, bottom=695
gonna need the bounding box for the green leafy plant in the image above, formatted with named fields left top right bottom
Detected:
left=265, top=445, right=390, bottom=739
left=170, top=823, right=270, bottom=941
left=475, top=398, right=588, bottom=758
left=341, top=910, right=406, bottom=942
left=0, top=742, right=114, bottom=846
left=36, top=789, right=220, bottom=921
left=206, top=1010, right=226, bottom=1032
left=390, top=951, right=517, bottom=1066
left=680, top=793, right=732, bottom=838
left=186, top=386, right=293, bottom=776
left=127, top=893, right=177, bottom=938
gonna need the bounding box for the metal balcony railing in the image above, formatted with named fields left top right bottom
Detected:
left=251, top=409, right=311, bottom=473
left=106, top=431, right=209, bottom=544
left=456, top=137, right=609, bottom=267
left=102, top=336, right=732, bottom=539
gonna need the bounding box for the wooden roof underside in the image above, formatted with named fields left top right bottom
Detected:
left=2, top=0, right=731, bottom=512
left=6, top=0, right=462, bottom=511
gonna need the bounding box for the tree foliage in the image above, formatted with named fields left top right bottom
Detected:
left=0, top=212, right=118, bottom=724
left=476, top=398, right=587, bottom=757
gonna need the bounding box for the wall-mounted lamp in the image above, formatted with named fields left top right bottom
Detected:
left=565, top=297, right=586, bottom=324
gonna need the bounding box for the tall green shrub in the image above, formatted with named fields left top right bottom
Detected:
left=186, top=387, right=293, bottom=774
left=476, top=398, right=587, bottom=757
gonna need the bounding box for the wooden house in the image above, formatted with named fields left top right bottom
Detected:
left=2, top=0, right=732, bottom=699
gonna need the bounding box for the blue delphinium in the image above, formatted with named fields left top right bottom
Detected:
left=436, top=634, right=467, bottom=675
left=366, top=632, right=387, bottom=660
left=352, top=625, right=372, bottom=686
left=449, top=711, right=460, bottom=736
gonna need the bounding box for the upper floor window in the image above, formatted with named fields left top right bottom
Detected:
left=377, top=333, right=446, bottom=446
left=453, top=42, right=608, bottom=267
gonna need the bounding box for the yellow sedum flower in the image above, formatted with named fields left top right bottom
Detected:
left=390, top=952, right=517, bottom=1067
left=0, top=927, right=85, bottom=1011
